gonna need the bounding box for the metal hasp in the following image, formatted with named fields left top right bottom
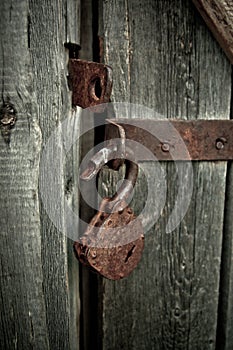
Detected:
left=105, top=119, right=233, bottom=161
left=67, top=49, right=144, bottom=280
left=68, top=59, right=112, bottom=109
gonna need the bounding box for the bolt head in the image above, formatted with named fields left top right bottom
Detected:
left=161, top=142, right=170, bottom=152
left=216, top=141, right=224, bottom=150
left=216, top=137, right=226, bottom=150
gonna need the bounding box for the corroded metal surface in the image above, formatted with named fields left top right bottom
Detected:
left=76, top=154, right=144, bottom=280
left=106, top=119, right=233, bottom=161
left=75, top=121, right=144, bottom=280
left=68, top=59, right=112, bottom=109
left=80, top=141, right=138, bottom=209
left=74, top=198, right=144, bottom=280
left=69, top=55, right=145, bottom=280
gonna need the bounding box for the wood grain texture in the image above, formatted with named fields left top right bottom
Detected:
left=66, top=0, right=81, bottom=44
left=65, top=108, right=82, bottom=350
left=0, top=1, right=49, bottom=349
left=99, top=0, right=232, bottom=349
left=192, top=0, right=233, bottom=64
left=30, top=0, right=81, bottom=348
left=0, top=0, right=80, bottom=349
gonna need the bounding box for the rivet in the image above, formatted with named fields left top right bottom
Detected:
left=161, top=142, right=170, bottom=152
left=216, top=137, right=227, bottom=150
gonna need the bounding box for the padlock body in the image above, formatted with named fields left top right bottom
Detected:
left=74, top=199, right=144, bottom=280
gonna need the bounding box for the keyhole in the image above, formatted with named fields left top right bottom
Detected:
left=90, top=77, right=102, bottom=100
left=125, top=245, right=135, bottom=263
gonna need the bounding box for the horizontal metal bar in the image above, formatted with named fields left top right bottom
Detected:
left=105, top=119, right=233, bottom=161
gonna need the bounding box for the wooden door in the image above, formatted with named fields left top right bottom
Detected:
left=95, top=1, right=233, bottom=350
left=0, top=1, right=233, bottom=350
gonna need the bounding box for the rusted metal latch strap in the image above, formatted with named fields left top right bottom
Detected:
left=105, top=119, right=233, bottom=161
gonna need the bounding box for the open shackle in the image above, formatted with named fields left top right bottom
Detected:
left=80, top=121, right=138, bottom=211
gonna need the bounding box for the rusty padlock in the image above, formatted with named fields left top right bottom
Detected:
left=74, top=144, right=144, bottom=280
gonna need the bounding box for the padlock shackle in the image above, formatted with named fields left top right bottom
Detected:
left=80, top=142, right=118, bottom=181
left=110, top=160, right=138, bottom=205
left=80, top=143, right=138, bottom=209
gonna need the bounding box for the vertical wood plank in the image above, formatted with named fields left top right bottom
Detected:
left=65, top=107, right=82, bottom=350
left=66, top=0, right=81, bottom=44
left=0, top=1, right=49, bottom=348
left=99, top=0, right=231, bottom=349
left=0, top=0, right=81, bottom=349
left=64, top=1, right=82, bottom=348
left=192, top=0, right=233, bottom=64
left=30, top=0, right=81, bottom=348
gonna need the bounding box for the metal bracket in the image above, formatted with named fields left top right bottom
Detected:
left=68, top=59, right=112, bottom=109
left=105, top=119, right=233, bottom=161
left=65, top=42, right=112, bottom=109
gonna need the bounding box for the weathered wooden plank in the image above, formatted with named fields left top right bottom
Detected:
left=65, top=108, right=82, bottom=350
left=65, top=3, right=81, bottom=349
left=99, top=0, right=231, bottom=349
left=66, top=0, right=81, bottom=44
left=0, top=0, right=81, bottom=349
left=192, top=0, right=233, bottom=64
left=29, top=0, right=81, bottom=348
left=0, top=1, right=49, bottom=349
